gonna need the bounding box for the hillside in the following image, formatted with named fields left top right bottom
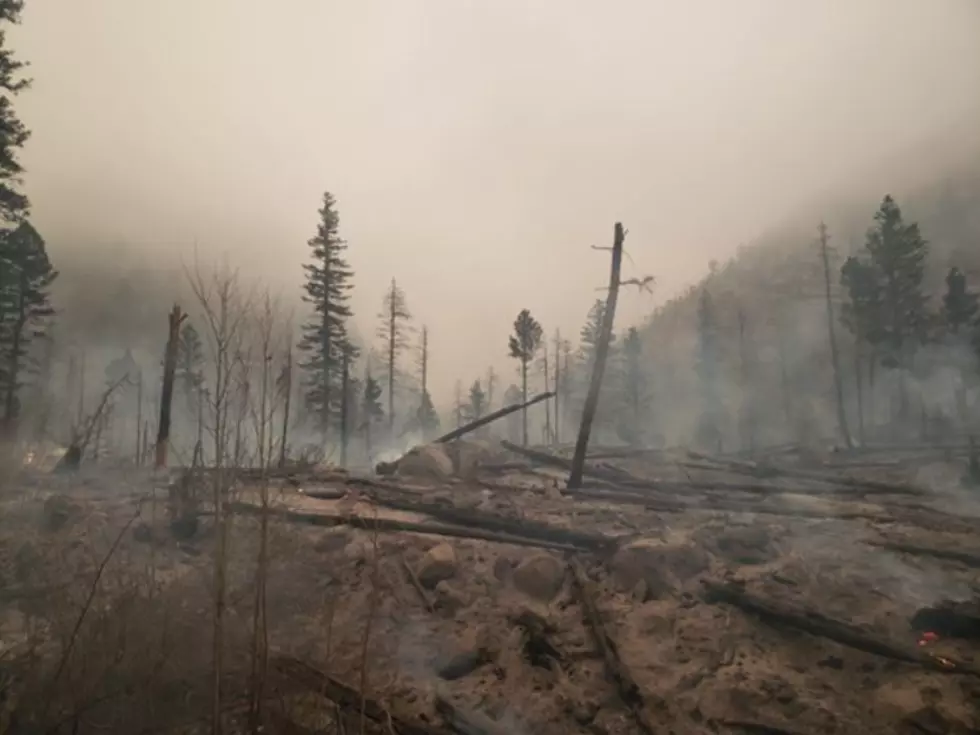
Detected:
left=637, top=148, right=980, bottom=451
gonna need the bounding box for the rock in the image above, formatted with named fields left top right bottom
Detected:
left=493, top=556, right=514, bottom=581
left=397, top=445, right=454, bottom=479
left=512, top=553, right=564, bottom=602
left=417, top=543, right=457, bottom=588
left=42, top=494, right=80, bottom=531
left=714, top=528, right=774, bottom=565
left=434, top=580, right=467, bottom=614
left=313, top=530, right=351, bottom=554
left=133, top=523, right=155, bottom=544
left=611, top=538, right=708, bottom=600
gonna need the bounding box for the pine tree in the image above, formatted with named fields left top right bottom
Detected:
left=579, top=299, right=616, bottom=367
left=298, top=192, right=355, bottom=441
left=694, top=288, right=723, bottom=451
left=864, top=195, right=929, bottom=367
left=0, top=222, right=57, bottom=426
left=464, top=379, right=486, bottom=423
left=361, top=369, right=383, bottom=459
left=942, top=267, right=978, bottom=335
left=377, top=278, right=412, bottom=433
left=176, top=322, right=206, bottom=404
left=0, top=0, right=30, bottom=225
left=508, top=309, right=543, bottom=446
left=841, top=255, right=883, bottom=442
left=617, top=327, right=647, bottom=447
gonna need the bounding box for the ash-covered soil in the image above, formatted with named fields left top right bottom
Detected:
left=2, top=441, right=980, bottom=734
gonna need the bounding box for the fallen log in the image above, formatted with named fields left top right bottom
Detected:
left=568, top=558, right=661, bottom=735
left=701, top=581, right=980, bottom=677
left=865, top=540, right=980, bottom=568
left=227, top=501, right=601, bottom=552
left=270, top=654, right=453, bottom=735
left=356, top=492, right=616, bottom=552
left=686, top=451, right=927, bottom=497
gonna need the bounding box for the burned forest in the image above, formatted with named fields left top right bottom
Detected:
left=3, top=2, right=980, bottom=734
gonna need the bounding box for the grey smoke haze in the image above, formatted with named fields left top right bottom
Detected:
left=10, top=0, right=980, bottom=400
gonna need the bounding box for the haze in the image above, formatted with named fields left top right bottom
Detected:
left=11, top=0, right=980, bottom=400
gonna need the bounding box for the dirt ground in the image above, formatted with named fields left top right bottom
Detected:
left=2, top=440, right=980, bottom=734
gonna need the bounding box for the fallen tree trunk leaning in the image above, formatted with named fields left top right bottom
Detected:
left=375, top=391, right=556, bottom=475
left=227, top=501, right=604, bottom=552
left=701, top=581, right=980, bottom=678
left=434, top=391, right=555, bottom=445
left=270, top=654, right=454, bottom=735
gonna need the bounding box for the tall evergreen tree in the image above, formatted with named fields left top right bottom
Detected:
left=508, top=309, right=543, bottom=446
left=579, top=299, right=616, bottom=367
left=617, top=327, right=648, bottom=447
left=864, top=195, right=929, bottom=367
left=361, top=368, right=383, bottom=459
left=298, top=192, right=355, bottom=441
left=840, top=255, right=882, bottom=443
left=0, top=222, right=56, bottom=425
left=942, top=266, right=978, bottom=336
left=176, top=322, right=205, bottom=404
left=0, top=0, right=30, bottom=225
left=377, top=278, right=412, bottom=433
left=464, top=379, right=486, bottom=423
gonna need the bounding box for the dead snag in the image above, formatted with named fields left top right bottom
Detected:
left=569, top=223, right=625, bottom=489
left=568, top=558, right=660, bottom=735
left=156, top=304, right=187, bottom=468
left=701, top=581, right=980, bottom=677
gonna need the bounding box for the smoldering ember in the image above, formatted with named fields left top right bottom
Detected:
left=3, top=2, right=980, bottom=734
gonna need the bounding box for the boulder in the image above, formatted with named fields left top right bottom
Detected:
left=417, top=543, right=457, bottom=588
left=397, top=444, right=454, bottom=479
left=512, top=553, right=565, bottom=602
left=610, top=538, right=709, bottom=601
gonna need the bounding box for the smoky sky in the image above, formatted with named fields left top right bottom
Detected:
left=10, top=0, right=980, bottom=400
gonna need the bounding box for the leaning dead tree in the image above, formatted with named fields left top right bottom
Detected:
left=568, top=223, right=626, bottom=489
left=155, top=304, right=187, bottom=469
left=819, top=222, right=853, bottom=449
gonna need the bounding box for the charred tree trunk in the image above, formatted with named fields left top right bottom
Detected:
left=819, top=223, right=853, bottom=449
left=854, top=344, right=865, bottom=446
left=155, top=305, right=186, bottom=469
left=569, top=223, right=625, bottom=489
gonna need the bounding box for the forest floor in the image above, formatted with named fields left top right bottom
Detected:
left=2, top=438, right=980, bottom=734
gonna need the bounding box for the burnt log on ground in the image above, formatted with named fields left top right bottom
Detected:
left=350, top=491, right=616, bottom=552
left=568, top=559, right=667, bottom=735
left=686, top=451, right=928, bottom=497
left=226, top=501, right=610, bottom=553
left=910, top=600, right=980, bottom=641
left=502, top=441, right=920, bottom=501
left=865, top=540, right=980, bottom=569
left=270, top=654, right=453, bottom=735
left=701, top=581, right=980, bottom=678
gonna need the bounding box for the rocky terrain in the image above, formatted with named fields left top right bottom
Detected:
left=2, top=438, right=980, bottom=734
